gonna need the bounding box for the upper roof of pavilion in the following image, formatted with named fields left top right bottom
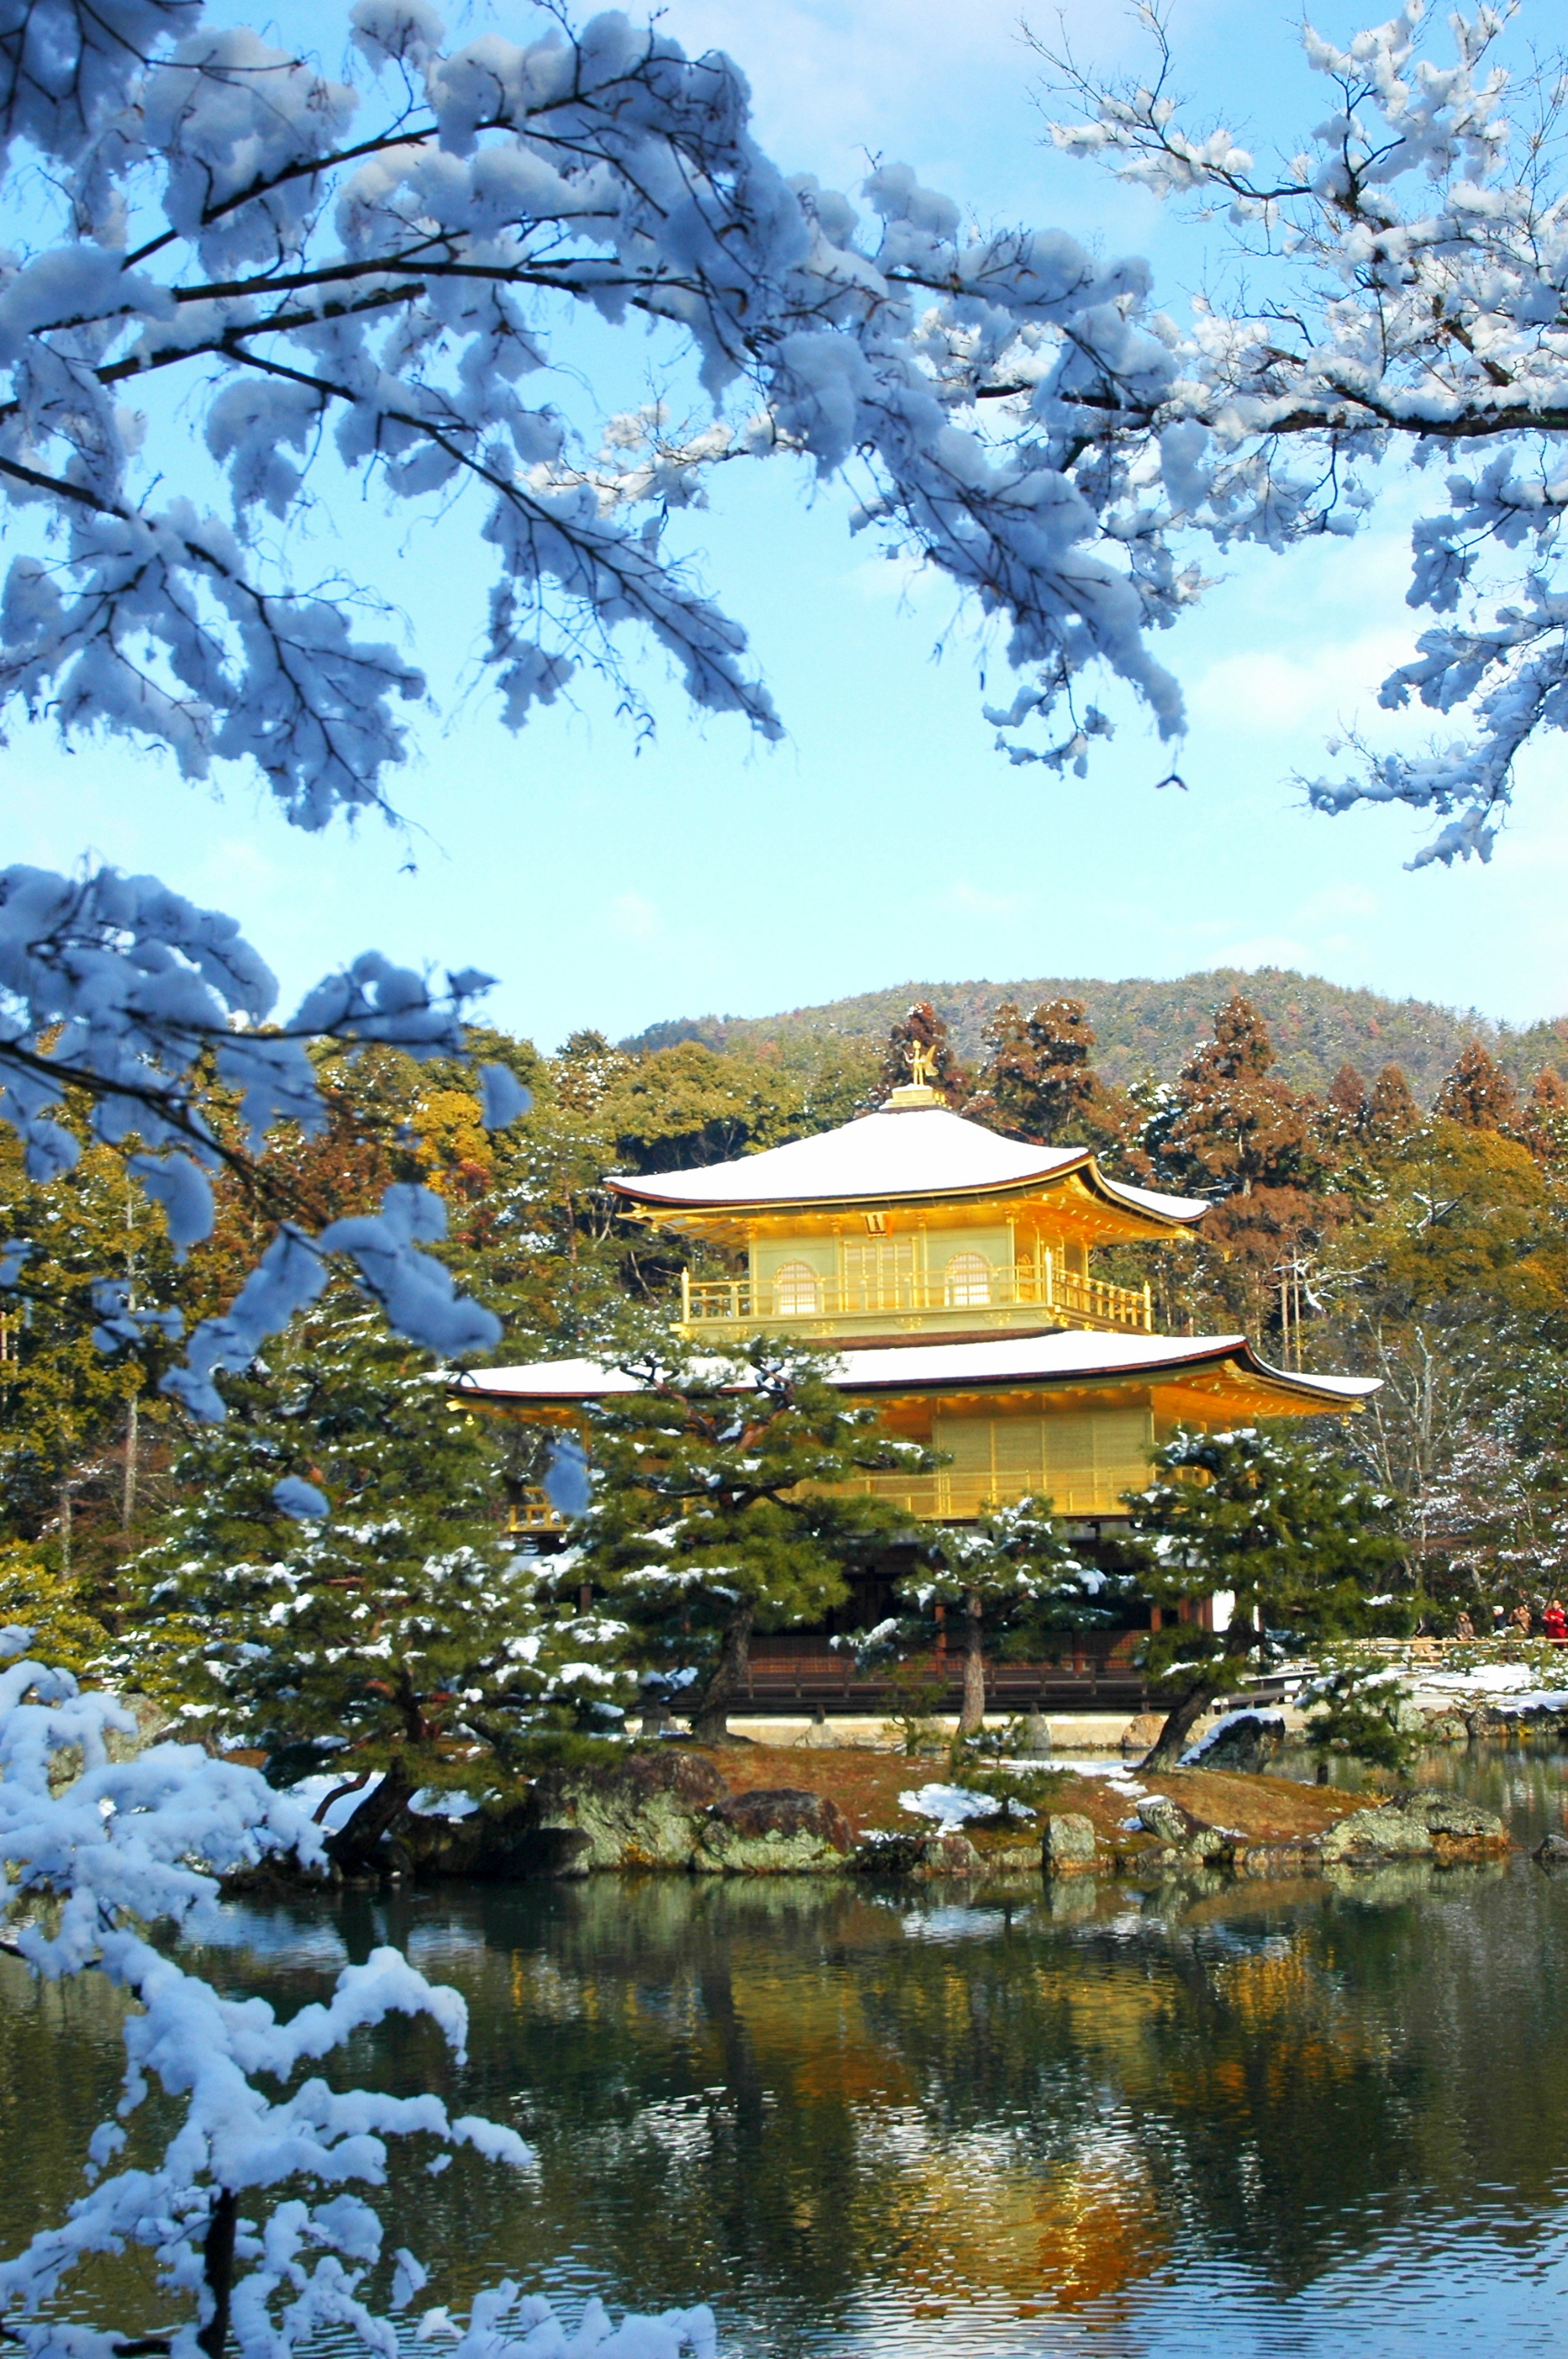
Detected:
left=607, top=1098, right=1206, bottom=1235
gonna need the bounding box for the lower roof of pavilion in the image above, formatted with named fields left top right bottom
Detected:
left=454, top=1329, right=1378, bottom=1427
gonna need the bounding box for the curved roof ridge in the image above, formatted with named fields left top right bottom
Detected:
left=454, top=1331, right=1379, bottom=1406
left=607, top=1103, right=1204, bottom=1226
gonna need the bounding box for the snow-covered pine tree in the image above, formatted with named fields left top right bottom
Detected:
left=573, top=1337, right=931, bottom=1743
left=126, top=1286, right=626, bottom=1869
left=896, top=1497, right=1099, bottom=1735
left=0, top=1633, right=702, bottom=2359
left=1125, top=1427, right=1407, bottom=1767
left=1042, top=9, right=1568, bottom=854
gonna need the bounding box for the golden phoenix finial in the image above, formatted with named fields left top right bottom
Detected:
left=907, top=1040, right=936, bottom=1089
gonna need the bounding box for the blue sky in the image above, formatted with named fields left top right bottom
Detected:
left=8, top=0, right=1567, bottom=1050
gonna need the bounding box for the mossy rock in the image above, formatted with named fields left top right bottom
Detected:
left=694, top=1788, right=854, bottom=1875
left=1042, top=1812, right=1099, bottom=1875
left=528, top=1747, right=728, bottom=1869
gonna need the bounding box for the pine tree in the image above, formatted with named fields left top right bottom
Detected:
left=897, top=1498, right=1095, bottom=1733
left=574, top=1337, right=930, bottom=1742
left=878, top=1002, right=969, bottom=1106
left=126, top=1289, right=622, bottom=1869
left=1125, top=1427, right=1406, bottom=1766
left=1433, top=1040, right=1520, bottom=1133
left=965, top=998, right=1108, bottom=1144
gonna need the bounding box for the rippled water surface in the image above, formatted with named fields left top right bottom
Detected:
left=8, top=1747, right=1568, bottom=2355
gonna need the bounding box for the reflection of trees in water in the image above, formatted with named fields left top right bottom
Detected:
left=7, top=1860, right=1568, bottom=2343
left=0, top=1957, right=168, bottom=2333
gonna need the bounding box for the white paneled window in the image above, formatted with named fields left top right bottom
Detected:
left=773, top=1260, right=820, bottom=1316
left=944, top=1250, right=992, bottom=1307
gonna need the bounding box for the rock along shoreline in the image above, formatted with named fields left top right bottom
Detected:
left=263, top=1739, right=1515, bottom=1892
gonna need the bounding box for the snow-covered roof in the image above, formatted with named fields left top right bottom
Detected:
left=457, top=1332, right=1378, bottom=1408
left=608, top=1104, right=1204, bottom=1226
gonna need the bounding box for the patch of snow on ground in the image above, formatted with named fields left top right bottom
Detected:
left=1073, top=1762, right=1148, bottom=1798
left=898, top=1784, right=1002, bottom=1831
left=1416, top=1664, right=1568, bottom=1712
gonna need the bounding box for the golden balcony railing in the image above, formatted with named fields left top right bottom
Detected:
left=826, top=1466, right=1140, bottom=1520
left=678, top=1259, right=1151, bottom=1340
left=508, top=1489, right=566, bottom=1535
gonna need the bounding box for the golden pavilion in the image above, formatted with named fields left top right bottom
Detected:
left=458, top=1062, right=1374, bottom=1530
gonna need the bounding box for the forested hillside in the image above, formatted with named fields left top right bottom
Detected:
left=626, top=969, right=1568, bottom=1103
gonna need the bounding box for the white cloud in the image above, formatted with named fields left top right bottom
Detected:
left=949, top=879, right=1030, bottom=919
left=1186, top=631, right=1418, bottom=741
left=646, top=0, right=1163, bottom=199
left=608, top=891, right=660, bottom=942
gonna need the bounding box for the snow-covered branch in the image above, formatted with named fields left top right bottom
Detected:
left=0, top=1633, right=714, bottom=2358
left=0, top=0, right=1228, bottom=823
left=1038, top=2, right=1568, bottom=854
left=0, top=861, right=520, bottom=1409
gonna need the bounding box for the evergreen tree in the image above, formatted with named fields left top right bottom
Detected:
left=897, top=1498, right=1099, bottom=1733
left=1144, top=994, right=1338, bottom=1340
left=1325, top=1062, right=1370, bottom=1133
left=1303, top=1658, right=1419, bottom=1773
left=1433, top=1040, right=1520, bottom=1133
left=965, top=998, right=1109, bottom=1144
left=601, top=1041, right=804, bottom=1171
left=554, top=1030, right=638, bottom=1113
left=1125, top=1427, right=1406, bottom=1766
left=878, top=1003, right=969, bottom=1106
left=1158, top=994, right=1312, bottom=1198
left=1523, top=1067, right=1568, bottom=1163
left=1365, top=1063, right=1421, bottom=1149
left=574, top=1338, right=929, bottom=1742
left=126, top=1290, right=622, bottom=1869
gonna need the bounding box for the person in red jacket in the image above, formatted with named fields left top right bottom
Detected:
left=1544, top=1600, right=1567, bottom=1645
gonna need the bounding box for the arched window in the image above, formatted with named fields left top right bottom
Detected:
left=944, top=1250, right=992, bottom=1308
left=773, top=1260, right=820, bottom=1316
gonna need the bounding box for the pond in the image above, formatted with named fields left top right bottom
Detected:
left=7, top=1745, right=1568, bottom=2357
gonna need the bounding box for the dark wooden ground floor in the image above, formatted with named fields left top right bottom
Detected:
left=737, top=1630, right=1150, bottom=1715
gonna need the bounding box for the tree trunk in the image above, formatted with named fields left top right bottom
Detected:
left=956, top=1590, right=986, bottom=1736
left=122, top=1389, right=139, bottom=1531
left=326, top=1753, right=415, bottom=1875
left=1140, top=1681, right=1219, bottom=1770
left=688, top=1600, right=756, bottom=1745
left=195, top=2186, right=238, bottom=2359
